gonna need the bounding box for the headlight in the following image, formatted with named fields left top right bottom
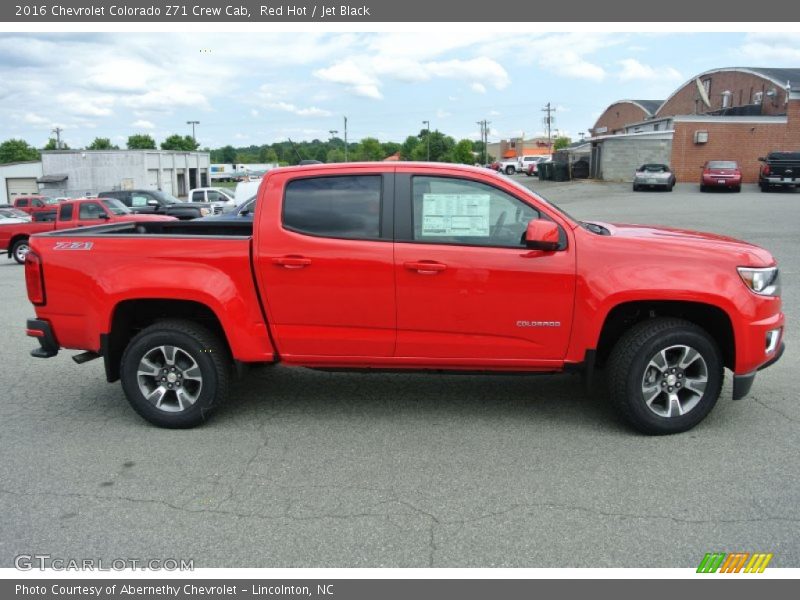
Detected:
left=200, top=208, right=210, bottom=217
left=737, top=266, right=781, bottom=296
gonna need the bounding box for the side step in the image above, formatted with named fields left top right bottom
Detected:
left=72, top=351, right=101, bottom=364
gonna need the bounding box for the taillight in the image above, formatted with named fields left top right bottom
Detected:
left=25, top=251, right=45, bottom=305
left=762, top=164, right=770, bottom=176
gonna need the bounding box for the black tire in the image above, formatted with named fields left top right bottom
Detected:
left=668, top=182, right=674, bottom=192
left=632, top=183, right=639, bottom=192
left=120, top=319, right=230, bottom=428
left=700, top=184, right=707, bottom=193
left=734, top=185, right=741, bottom=193
left=607, top=318, right=723, bottom=435
left=760, top=182, right=770, bottom=192
left=11, top=238, right=30, bottom=264
left=505, top=166, right=515, bottom=175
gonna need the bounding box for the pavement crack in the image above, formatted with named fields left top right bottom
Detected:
left=752, top=397, right=799, bottom=424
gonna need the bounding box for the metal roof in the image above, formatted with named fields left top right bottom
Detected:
left=629, top=100, right=664, bottom=115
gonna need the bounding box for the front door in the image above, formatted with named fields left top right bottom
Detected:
left=393, top=174, right=576, bottom=364
left=256, top=172, right=396, bottom=359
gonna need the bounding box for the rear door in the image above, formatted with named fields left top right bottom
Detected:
left=255, top=170, right=396, bottom=359
left=393, top=171, right=576, bottom=363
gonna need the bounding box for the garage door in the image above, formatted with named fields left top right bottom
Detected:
left=6, top=178, right=39, bottom=200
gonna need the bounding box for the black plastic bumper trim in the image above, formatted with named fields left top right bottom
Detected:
left=27, top=318, right=58, bottom=358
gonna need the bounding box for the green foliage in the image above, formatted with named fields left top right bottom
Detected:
left=354, top=137, right=384, bottom=161
left=160, top=134, right=200, bottom=151
left=43, top=138, right=70, bottom=151
left=452, top=139, right=476, bottom=164
left=0, top=138, right=40, bottom=163
left=326, top=148, right=346, bottom=163
left=553, top=136, right=572, bottom=151
left=127, top=134, right=157, bottom=150
left=87, top=137, right=118, bottom=150
left=400, top=135, right=420, bottom=160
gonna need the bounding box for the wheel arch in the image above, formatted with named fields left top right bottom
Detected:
left=103, top=299, right=232, bottom=382
left=595, top=300, right=735, bottom=370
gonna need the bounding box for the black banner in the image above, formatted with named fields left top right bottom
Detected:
left=3, top=0, right=800, bottom=22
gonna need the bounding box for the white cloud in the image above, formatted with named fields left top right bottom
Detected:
left=425, top=57, right=509, bottom=90
left=131, top=119, right=155, bottom=129
left=268, top=101, right=332, bottom=117
left=313, top=60, right=383, bottom=99
left=436, top=109, right=451, bottom=119
left=23, top=112, right=48, bottom=125
left=85, top=59, right=159, bottom=92
left=617, top=59, right=681, bottom=82
left=738, top=33, right=800, bottom=62
left=251, top=109, right=259, bottom=117
left=120, top=85, right=209, bottom=111
left=471, top=82, right=487, bottom=94
left=489, top=110, right=501, bottom=116
left=56, top=92, right=115, bottom=117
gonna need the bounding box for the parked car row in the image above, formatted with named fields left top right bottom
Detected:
left=489, top=155, right=550, bottom=175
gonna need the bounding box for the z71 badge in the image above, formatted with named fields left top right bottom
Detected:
left=53, top=241, right=94, bottom=251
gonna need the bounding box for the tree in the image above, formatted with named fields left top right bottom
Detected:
left=235, top=152, right=259, bottom=164
left=161, top=134, right=199, bottom=151
left=400, top=135, right=420, bottom=160
left=87, top=137, right=118, bottom=150
left=354, top=137, right=384, bottom=161
left=43, top=138, right=69, bottom=151
left=452, top=139, right=476, bottom=164
left=381, top=141, right=401, bottom=157
left=326, top=148, right=345, bottom=163
left=258, top=146, right=279, bottom=163
left=127, top=134, right=157, bottom=150
left=553, top=136, right=572, bottom=151
left=0, top=139, right=40, bottom=164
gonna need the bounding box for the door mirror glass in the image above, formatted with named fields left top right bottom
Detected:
left=146, top=199, right=159, bottom=206
left=525, top=219, right=561, bottom=251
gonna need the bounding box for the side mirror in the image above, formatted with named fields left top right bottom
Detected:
left=757, top=157, right=766, bottom=162
left=525, top=219, right=561, bottom=251
left=147, top=199, right=159, bottom=206
left=98, top=213, right=110, bottom=220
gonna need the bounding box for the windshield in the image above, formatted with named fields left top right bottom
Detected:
left=151, top=190, right=182, bottom=204
left=43, top=197, right=59, bottom=204
left=101, top=198, right=132, bottom=215
left=0, top=208, right=31, bottom=219
left=708, top=161, right=737, bottom=169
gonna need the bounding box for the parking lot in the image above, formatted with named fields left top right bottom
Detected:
left=0, top=179, right=797, bottom=568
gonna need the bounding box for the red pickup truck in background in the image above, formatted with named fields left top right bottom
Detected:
left=2, top=197, right=176, bottom=263
left=12, top=195, right=60, bottom=218
left=24, top=163, right=785, bottom=434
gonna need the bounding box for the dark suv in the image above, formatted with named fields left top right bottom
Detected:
left=98, top=190, right=215, bottom=220
left=758, top=152, right=800, bottom=192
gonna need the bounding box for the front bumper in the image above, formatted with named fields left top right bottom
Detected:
left=26, top=318, right=59, bottom=358
left=732, top=341, right=785, bottom=400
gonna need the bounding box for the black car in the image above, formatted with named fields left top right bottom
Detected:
left=98, top=189, right=216, bottom=220
left=758, top=152, right=800, bottom=192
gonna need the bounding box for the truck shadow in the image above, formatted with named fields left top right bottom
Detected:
left=221, top=365, right=625, bottom=434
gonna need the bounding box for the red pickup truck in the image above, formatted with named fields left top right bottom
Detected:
left=24, top=163, right=785, bottom=434
left=2, top=197, right=176, bottom=263
left=12, top=195, right=60, bottom=218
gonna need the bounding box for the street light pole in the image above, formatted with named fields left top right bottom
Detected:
left=422, top=120, right=430, bottom=161
left=186, top=120, right=199, bottom=144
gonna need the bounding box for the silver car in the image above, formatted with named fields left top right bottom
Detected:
left=633, top=163, right=676, bottom=192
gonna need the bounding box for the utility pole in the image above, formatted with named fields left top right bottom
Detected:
left=541, top=103, right=555, bottom=154
left=51, top=127, right=63, bottom=150
left=186, top=120, right=199, bottom=144
left=476, top=120, right=491, bottom=165
left=422, top=120, right=430, bottom=161
left=343, top=116, right=348, bottom=162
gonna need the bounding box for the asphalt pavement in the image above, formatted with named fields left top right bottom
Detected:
left=0, top=179, right=797, bottom=568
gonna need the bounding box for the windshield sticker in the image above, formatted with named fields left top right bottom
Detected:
left=421, top=193, right=490, bottom=237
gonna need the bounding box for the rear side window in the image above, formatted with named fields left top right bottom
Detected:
left=283, top=176, right=381, bottom=240
left=16, top=199, right=29, bottom=207
left=59, top=203, right=73, bottom=220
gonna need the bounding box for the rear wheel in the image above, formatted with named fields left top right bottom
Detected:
left=734, top=185, right=741, bottom=193
left=632, top=183, right=639, bottom=192
left=607, top=318, right=723, bottom=435
left=700, top=184, right=707, bottom=192
left=11, top=238, right=30, bottom=264
left=120, top=319, right=230, bottom=428
left=760, top=182, right=770, bottom=192
left=505, top=166, right=515, bottom=175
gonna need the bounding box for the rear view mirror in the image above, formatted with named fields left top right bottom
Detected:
left=525, top=219, right=561, bottom=251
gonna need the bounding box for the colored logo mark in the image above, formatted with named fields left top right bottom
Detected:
left=697, top=552, right=773, bottom=573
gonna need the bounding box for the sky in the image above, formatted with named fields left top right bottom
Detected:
left=1, top=31, right=799, bottom=150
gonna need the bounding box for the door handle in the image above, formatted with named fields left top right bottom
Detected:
left=404, top=261, right=447, bottom=275
left=273, top=256, right=312, bottom=269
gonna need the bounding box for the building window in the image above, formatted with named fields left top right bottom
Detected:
left=654, top=124, right=660, bottom=131
left=702, top=78, right=711, bottom=95
left=721, top=91, right=732, bottom=108
left=754, top=91, right=763, bottom=105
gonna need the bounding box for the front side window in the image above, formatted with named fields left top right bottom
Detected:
left=191, top=191, right=205, bottom=202
left=101, top=199, right=131, bottom=215
left=79, top=202, right=106, bottom=220
left=283, top=175, right=381, bottom=240
left=16, top=199, right=29, bottom=207
left=412, top=176, right=539, bottom=248
left=130, top=194, right=150, bottom=207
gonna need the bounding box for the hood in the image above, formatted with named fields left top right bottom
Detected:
left=593, top=222, right=775, bottom=266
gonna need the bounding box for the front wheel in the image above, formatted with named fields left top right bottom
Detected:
left=120, top=319, right=230, bottom=428
left=505, top=166, right=515, bottom=175
left=607, top=318, right=723, bottom=435
left=11, top=238, right=30, bottom=264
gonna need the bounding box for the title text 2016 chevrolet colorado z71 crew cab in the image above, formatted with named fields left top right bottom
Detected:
left=24, top=163, right=785, bottom=434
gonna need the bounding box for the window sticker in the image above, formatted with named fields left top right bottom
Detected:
left=421, top=193, right=490, bottom=237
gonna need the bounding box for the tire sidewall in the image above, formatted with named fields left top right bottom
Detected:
left=622, top=328, right=723, bottom=434
left=12, top=240, right=29, bottom=264
left=120, top=328, right=221, bottom=428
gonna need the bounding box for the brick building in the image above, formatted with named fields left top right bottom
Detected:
left=588, top=67, right=800, bottom=183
